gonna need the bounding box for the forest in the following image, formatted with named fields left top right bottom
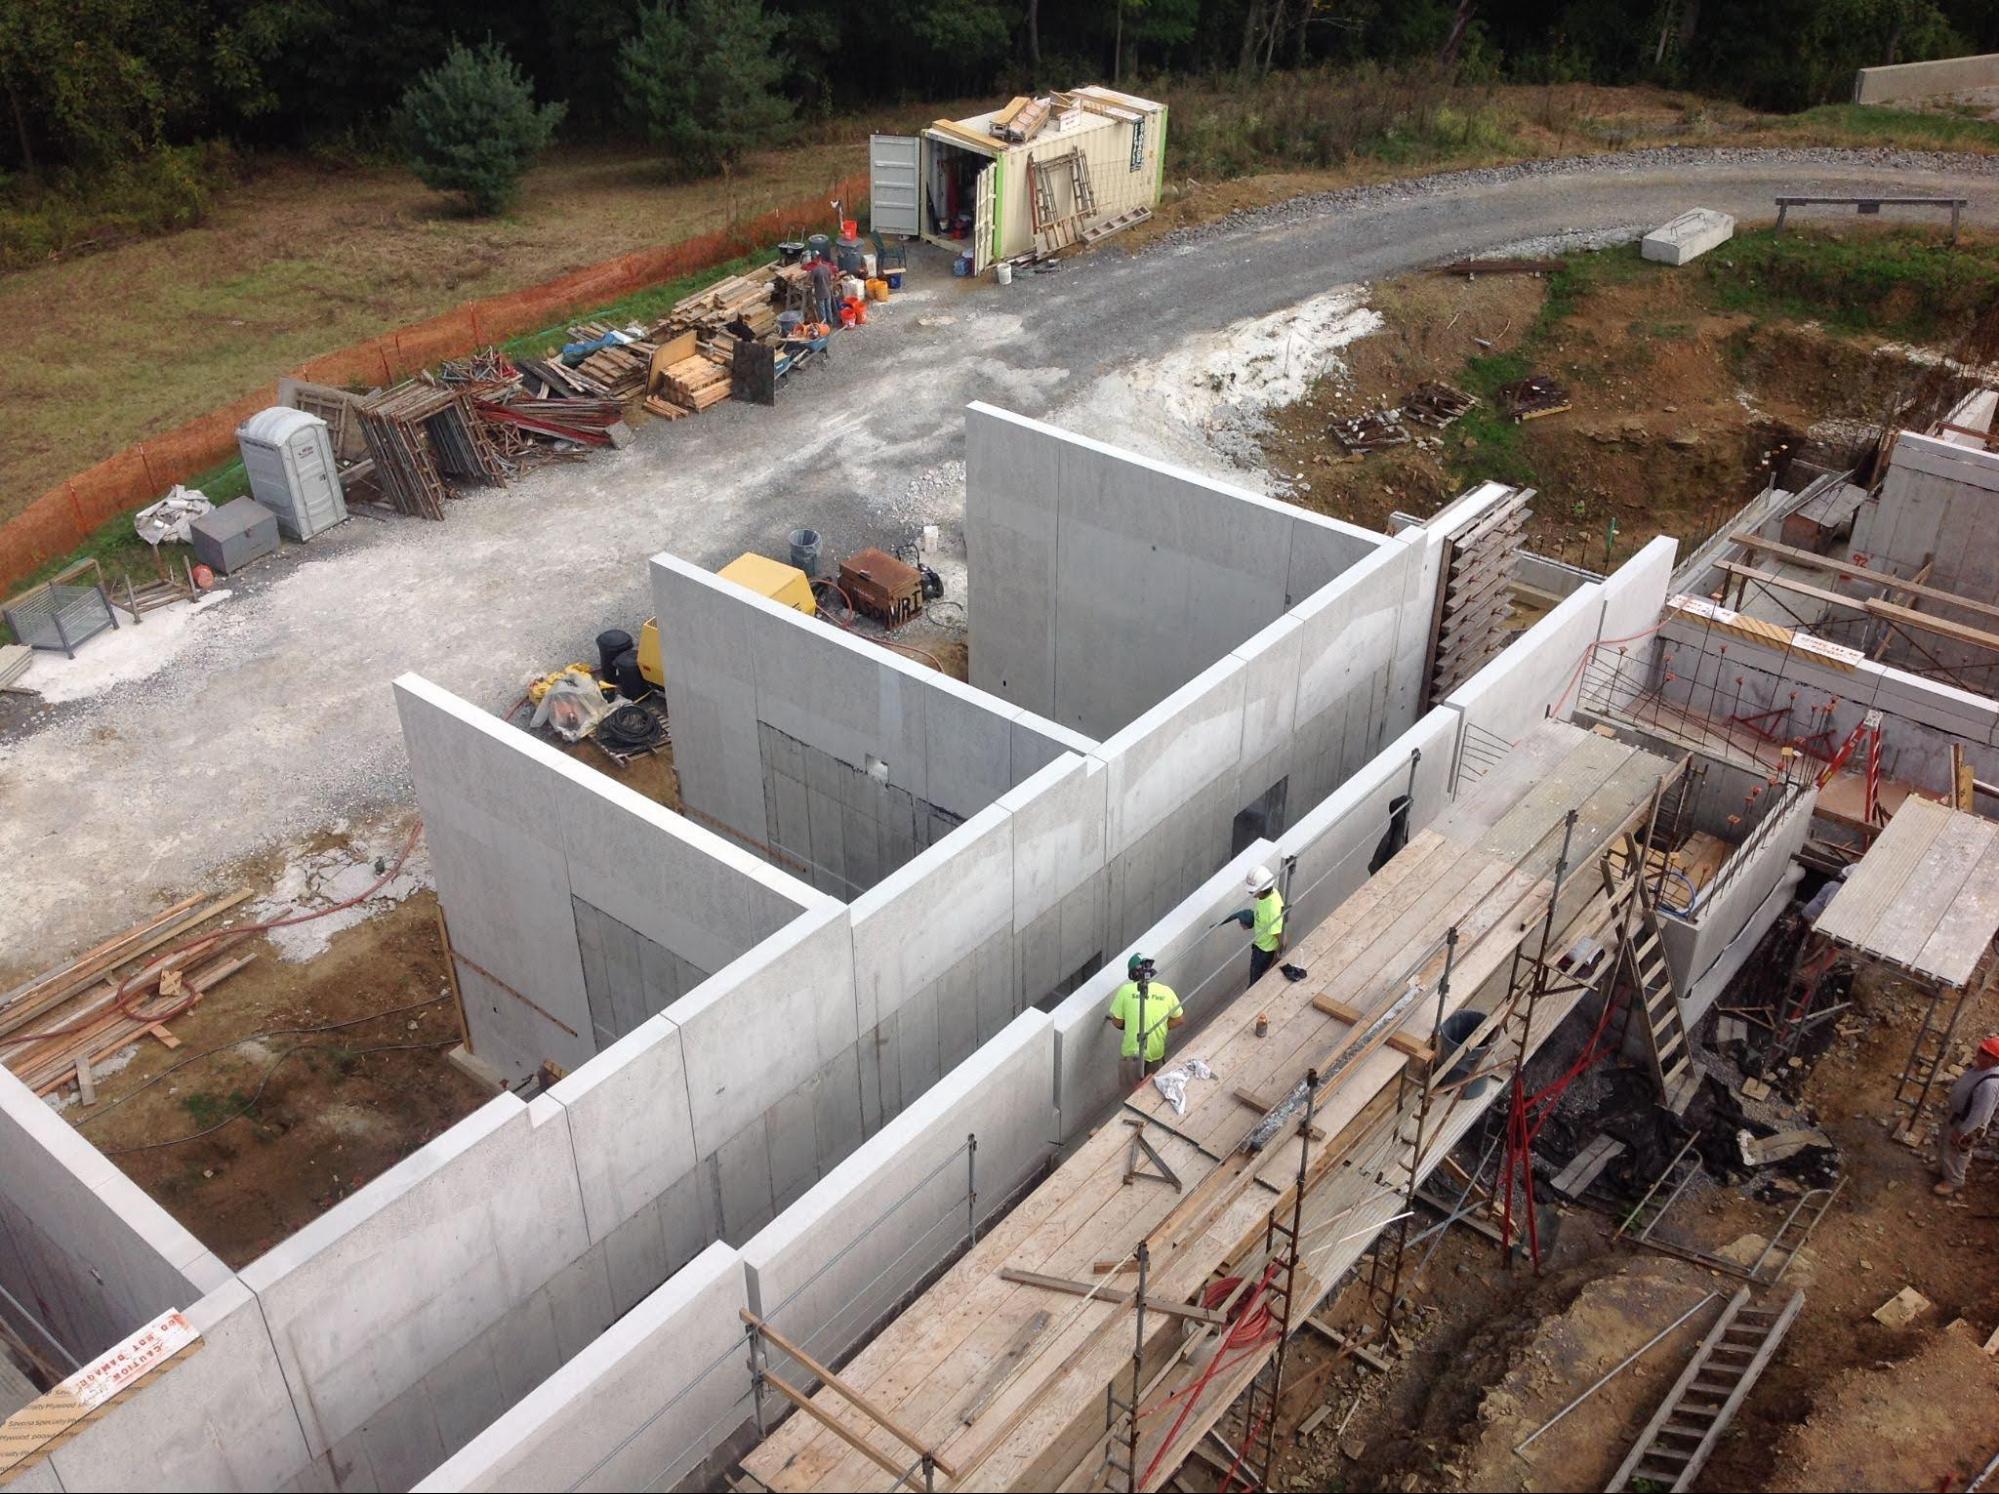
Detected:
left=5, top=0, right=1995, bottom=181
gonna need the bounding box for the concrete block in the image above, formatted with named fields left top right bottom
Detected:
left=413, top=1243, right=750, bottom=1494
left=240, top=1093, right=590, bottom=1461
left=741, top=1013, right=1054, bottom=1373
left=1641, top=208, right=1734, bottom=266
left=1855, top=51, right=1999, bottom=105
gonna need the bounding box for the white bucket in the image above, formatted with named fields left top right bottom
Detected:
left=995, top=262, right=1014, bottom=286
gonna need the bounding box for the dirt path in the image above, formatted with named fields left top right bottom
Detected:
left=5, top=148, right=1999, bottom=969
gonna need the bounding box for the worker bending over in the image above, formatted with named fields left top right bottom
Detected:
left=1108, top=954, right=1184, bottom=1092
left=1231, top=864, right=1286, bottom=983
left=1936, top=1033, right=1999, bottom=1196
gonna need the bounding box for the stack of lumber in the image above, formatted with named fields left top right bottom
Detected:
left=740, top=724, right=1677, bottom=1492
left=662, top=266, right=779, bottom=335
left=559, top=324, right=659, bottom=401
left=0, top=892, right=256, bottom=1102
left=651, top=352, right=731, bottom=414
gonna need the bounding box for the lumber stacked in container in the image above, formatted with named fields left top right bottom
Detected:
left=0, top=892, right=257, bottom=1101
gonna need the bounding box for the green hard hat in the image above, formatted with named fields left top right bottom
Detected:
left=1128, top=953, right=1149, bottom=978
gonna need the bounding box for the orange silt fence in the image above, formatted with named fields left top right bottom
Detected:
left=0, top=173, right=867, bottom=591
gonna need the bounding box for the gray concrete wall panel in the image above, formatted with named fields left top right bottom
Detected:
left=239, top=1093, right=591, bottom=1466
left=741, top=1012, right=1054, bottom=1378
left=0, top=1069, right=225, bottom=1365
left=410, top=1242, right=750, bottom=1494
left=1049, top=842, right=1277, bottom=1138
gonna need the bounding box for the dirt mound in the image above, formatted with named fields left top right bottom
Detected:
left=1764, top=1323, right=1999, bottom=1493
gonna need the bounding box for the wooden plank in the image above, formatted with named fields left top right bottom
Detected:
left=1307, top=996, right=1434, bottom=1060
left=1729, top=533, right=1999, bottom=624
left=1867, top=597, right=1999, bottom=656
left=73, top=1057, right=95, bottom=1107
left=760, top=1372, right=915, bottom=1485
left=997, top=1271, right=1227, bottom=1327
left=0, top=891, right=244, bottom=1040
left=743, top=1312, right=958, bottom=1479
left=0, top=894, right=205, bottom=1016
left=957, top=1311, right=1052, bottom=1426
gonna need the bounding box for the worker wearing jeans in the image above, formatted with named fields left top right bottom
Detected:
left=1936, top=1034, right=1999, bottom=1195
left=1231, top=864, right=1286, bottom=984
left=1109, top=954, right=1183, bottom=1092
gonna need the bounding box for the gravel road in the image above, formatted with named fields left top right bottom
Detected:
left=5, top=147, right=1996, bottom=960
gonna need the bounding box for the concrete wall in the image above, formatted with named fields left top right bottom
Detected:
left=1655, top=612, right=1999, bottom=788
left=964, top=402, right=1384, bottom=739
left=412, top=1243, right=751, bottom=1494
left=741, top=1012, right=1054, bottom=1377
left=238, top=1092, right=596, bottom=1491
left=395, top=676, right=817, bottom=1085
left=0, top=1069, right=229, bottom=1367
left=1274, top=707, right=1461, bottom=940
left=1050, top=841, right=1278, bottom=1138
left=1656, top=784, right=1817, bottom=1022
left=1855, top=51, right=1999, bottom=102
left=1851, top=432, right=1999, bottom=676
left=36, top=1280, right=315, bottom=1493
left=654, top=554, right=1079, bottom=898
left=1444, top=583, right=1604, bottom=759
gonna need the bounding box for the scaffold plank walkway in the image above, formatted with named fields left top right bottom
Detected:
left=740, top=723, right=1676, bottom=1493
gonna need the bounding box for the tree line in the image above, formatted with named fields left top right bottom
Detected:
left=4, top=0, right=1995, bottom=186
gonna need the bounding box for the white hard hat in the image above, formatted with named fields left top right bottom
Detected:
left=1246, top=864, right=1276, bottom=894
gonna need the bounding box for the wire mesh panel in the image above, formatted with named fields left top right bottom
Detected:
left=2, top=562, right=118, bottom=657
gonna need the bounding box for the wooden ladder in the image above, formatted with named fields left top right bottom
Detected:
left=1605, top=1288, right=1804, bottom=1492
left=1608, top=843, right=1698, bottom=1113
left=1070, top=149, right=1098, bottom=216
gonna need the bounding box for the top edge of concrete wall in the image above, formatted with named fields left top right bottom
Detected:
left=963, top=401, right=1389, bottom=552
left=646, top=552, right=1084, bottom=747
left=1855, top=51, right=1999, bottom=104
left=393, top=672, right=824, bottom=912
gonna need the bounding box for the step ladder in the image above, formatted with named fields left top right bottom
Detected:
left=1605, top=1288, right=1804, bottom=1492
left=1615, top=1135, right=1702, bottom=1245
left=1605, top=842, right=1698, bottom=1113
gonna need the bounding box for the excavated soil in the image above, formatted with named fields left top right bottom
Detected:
left=1257, top=260, right=1932, bottom=572
left=1189, top=961, right=1999, bottom=1494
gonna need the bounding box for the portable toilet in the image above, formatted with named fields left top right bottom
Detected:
left=236, top=406, right=348, bottom=541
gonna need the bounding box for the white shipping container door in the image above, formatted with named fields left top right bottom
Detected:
left=973, top=161, right=996, bottom=275
left=869, top=134, right=922, bottom=237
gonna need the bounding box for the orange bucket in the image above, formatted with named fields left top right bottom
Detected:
left=841, top=218, right=859, bottom=240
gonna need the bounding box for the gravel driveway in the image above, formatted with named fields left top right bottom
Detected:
left=5, top=147, right=1995, bottom=961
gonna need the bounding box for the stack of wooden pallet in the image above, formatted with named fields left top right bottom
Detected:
left=0, top=892, right=256, bottom=1102
left=358, top=382, right=504, bottom=519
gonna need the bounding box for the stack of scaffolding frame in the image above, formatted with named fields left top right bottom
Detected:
left=739, top=722, right=1681, bottom=1493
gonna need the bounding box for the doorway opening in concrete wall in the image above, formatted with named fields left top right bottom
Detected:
left=1232, top=776, right=1291, bottom=856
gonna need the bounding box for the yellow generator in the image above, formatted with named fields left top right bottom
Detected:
left=637, top=553, right=817, bottom=687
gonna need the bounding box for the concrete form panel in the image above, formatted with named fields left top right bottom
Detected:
left=741, top=1013, right=1055, bottom=1376
left=1050, top=841, right=1278, bottom=1138
left=44, top=1279, right=312, bottom=1492
left=0, top=1069, right=223, bottom=1366
left=240, top=1093, right=592, bottom=1463
left=412, top=1243, right=750, bottom=1493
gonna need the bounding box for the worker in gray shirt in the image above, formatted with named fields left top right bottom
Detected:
left=1936, top=1034, right=1999, bottom=1196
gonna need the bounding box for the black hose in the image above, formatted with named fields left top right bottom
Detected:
left=599, top=703, right=668, bottom=754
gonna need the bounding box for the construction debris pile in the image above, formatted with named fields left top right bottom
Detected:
left=1331, top=381, right=1478, bottom=456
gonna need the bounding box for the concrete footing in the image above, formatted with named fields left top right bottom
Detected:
left=1642, top=208, right=1735, bottom=266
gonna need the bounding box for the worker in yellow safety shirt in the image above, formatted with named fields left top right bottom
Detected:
left=1231, top=864, right=1286, bottom=984
left=1108, top=954, right=1184, bottom=1092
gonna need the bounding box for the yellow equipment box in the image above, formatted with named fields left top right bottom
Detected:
left=637, top=553, right=816, bottom=687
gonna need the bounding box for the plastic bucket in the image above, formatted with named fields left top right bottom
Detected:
left=841, top=218, right=859, bottom=240
left=777, top=310, right=804, bottom=337
left=953, top=254, right=972, bottom=278
left=806, top=233, right=830, bottom=259
left=995, top=262, right=1013, bottom=286
left=887, top=270, right=904, bottom=290
left=862, top=252, right=877, bottom=277
left=788, top=528, right=821, bottom=575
